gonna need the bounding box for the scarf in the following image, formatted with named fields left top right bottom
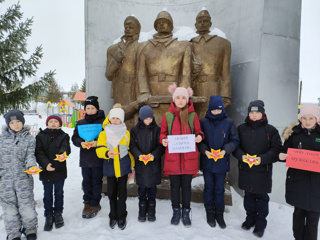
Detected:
left=104, top=123, right=127, bottom=149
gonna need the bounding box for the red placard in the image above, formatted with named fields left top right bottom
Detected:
left=286, top=148, right=320, bottom=173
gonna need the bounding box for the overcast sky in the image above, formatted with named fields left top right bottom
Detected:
left=1, top=0, right=319, bottom=103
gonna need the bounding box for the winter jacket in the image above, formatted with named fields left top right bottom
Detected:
left=130, top=118, right=165, bottom=188
left=0, top=126, right=38, bottom=236
left=281, top=123, right=320, bottom=212
left=96, top=116, right=134, bottom=178
left=35, top=128, right=71, bottom=181
left=72, top=110, right=105, bottom=168
left=160, top=100, right=203, bottom=176
left=233, top=116, right=282, bottom=194
left=198, top=115, right=239, bottom=173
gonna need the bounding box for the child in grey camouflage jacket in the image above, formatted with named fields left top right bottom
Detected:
left=0, top=110, right=39, bottom=240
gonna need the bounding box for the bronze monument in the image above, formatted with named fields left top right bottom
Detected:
left=191, top=10, right=231, bottom=119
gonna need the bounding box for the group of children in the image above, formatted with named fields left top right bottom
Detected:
left=0, top=85, right=319, bottom=240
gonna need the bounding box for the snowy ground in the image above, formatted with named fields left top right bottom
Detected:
left=0, top=111, right=315, bottom=240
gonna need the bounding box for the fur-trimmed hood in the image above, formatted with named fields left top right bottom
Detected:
left=282, top=122, right=299, bottom=141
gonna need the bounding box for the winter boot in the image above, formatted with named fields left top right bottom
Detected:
left=171, top=208, right=181, bottom=225
left=205, top=207, right=216, bottom=227
left=54, top=213, right=64, bottom=228
left=138, top=200, right=147, bottom=222
left=215, top=209, right=226, bottom=229
left=253, top=227, right=265, bottom=238
left=182, top=208, right=191, bottom=227
left=147, top=199, right=156, bottom=222
left=26, top=233, right=37, bottom=240
left=109, top=219, right=117, bottom=229
left=86, top=204, right=101, bottom=218
left=44, top=214, right=54, bottom=231
left=118, top=219, right=127, bottom=230
left=82, top=201, right=90, bottom=218
left=241, top=220, right=255, bottom=230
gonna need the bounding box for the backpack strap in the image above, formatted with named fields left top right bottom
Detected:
left=166, top=111, right=196, bottom=135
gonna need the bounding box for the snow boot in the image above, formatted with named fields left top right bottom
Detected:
left=86, top=204, right=101, bottom=218
left=253, top=227, right=265, bottom=238
left=205, top=207, right=216, bottom=227
left=109, top=219, right=117, bottom=229
left=44, top=214, right=54, bottom=231
left=171, top=208, right=181, bottom=225
left=241, top=220, right=255, bottom=230
left=118, top=219, right=127, bottom=230
left=147, top=199, right=156, bottom=222
left=26, top=233, right=37, bottom=240
left=138, top=200, right=147, bottom=222
left=54, top=213, right=64, bottom=228
left=82, top=201, right=90, bottom=218
left=182, top=208, right=191, bottom=227
left=215, top=209, right=226, bottom=229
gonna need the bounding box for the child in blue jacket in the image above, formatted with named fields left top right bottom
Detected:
left=198, top=95, right=239, bottom=229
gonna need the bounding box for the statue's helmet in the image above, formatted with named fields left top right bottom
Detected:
left=124, top=16, right=141, bottom=33
left=154, top=11, right=173, bottom=32
left=196, top=10, right=211, bottom=20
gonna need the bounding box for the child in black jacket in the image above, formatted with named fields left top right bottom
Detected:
left=130, top=105, right=165, bottom=222
left=36, top=114, right=71, bottom=231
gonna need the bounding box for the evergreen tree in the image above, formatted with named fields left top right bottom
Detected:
left=80, top=78, right=86, bottom=92
left=45, top=78, right=63, bottom=103
left=0, top=1, right=54, bottom=114
left=68, top=82, right=79, bottom=99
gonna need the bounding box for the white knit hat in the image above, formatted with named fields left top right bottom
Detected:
left=109, top=104, right=124, bottom=123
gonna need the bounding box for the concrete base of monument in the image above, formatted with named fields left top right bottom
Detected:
left=102, top=174, right=233, bottom=206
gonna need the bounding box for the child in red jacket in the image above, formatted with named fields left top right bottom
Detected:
left=160, top=84, right=203, bottom=227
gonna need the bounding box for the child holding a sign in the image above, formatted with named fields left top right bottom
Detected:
left=233, top=100, right=282, bottom=238
left=35, top=114, right=71, bottom=231
left=160, top=84, right=203, bottom=227
left=72, top=96, right=106, bottom=219
left=130, top=105, right=165, bottom=222
left=96, top=104, right=134, bottom=230
left=279, top=104, right=320, bottom=240
left=198, top=95, right=239, bottom=229
left=0, top=110, right=39, bottom=240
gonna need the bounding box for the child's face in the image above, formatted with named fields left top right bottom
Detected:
left=143, top=117, right=153, bottom=126
left=85, top=105, right=98, bottom=115
left=110, top=117, right=121, bottom=125
left=174, top=96, right=187, bottom=109
left=9, top=120, right=23, bottom=132
left=249, top=111, right=263, bottom=121
left=300, top=114, right=317, bottom=129
left=211, top=109, right=222, bottom=115
left=47, top=119, right=61, bottom=129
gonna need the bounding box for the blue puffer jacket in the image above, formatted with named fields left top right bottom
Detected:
left=198, top=114, right=239, bottom=173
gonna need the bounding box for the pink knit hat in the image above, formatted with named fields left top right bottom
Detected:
left=299, top=104, right=320, bottom=122
left=168, top=84, right=193, bottom=101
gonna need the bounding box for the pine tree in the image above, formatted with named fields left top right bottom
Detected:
left=80, top=78, right=86, bottom=92
left=68, top=82, right=79, bottom=99
left=0, top=0, right=54, bottom=114
left=45, top=78, right=63, bottom=103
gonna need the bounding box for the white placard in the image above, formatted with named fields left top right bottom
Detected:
left=167, top=134, right=196, bottom=153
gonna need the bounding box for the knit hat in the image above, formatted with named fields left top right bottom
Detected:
left=4, top=109, right=25, bottom=126
left=139, top=105, right=154, bottom=121
left=46, top=114, right=62, bottom=126
left=208, top=95, right=224, bottom=111
left=168, top=84, right=193, bottom=102
left=299, top=104, right=319, bottom=122
left=84, top=96, right=99, bottom=110
left=248, top=100, right=265, bottom=115
left=109, top=103, right=125, bottom=123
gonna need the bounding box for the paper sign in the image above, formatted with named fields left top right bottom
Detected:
left=243, top=154, right=258, bottom=168
left=168, top=134, right=196, bottom=154
left=139, top=154, right=154, bottom=165
left=78, top=124, right=102, bottom=142
left=208, top=149, right=223, bottom=162
left=286, top=148, right=320, bottom=173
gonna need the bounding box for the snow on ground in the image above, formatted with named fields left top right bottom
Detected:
left=0, top=112, right=313, bottom=240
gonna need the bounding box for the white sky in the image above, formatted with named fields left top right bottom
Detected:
left=0, top=0, right=319, bottom=103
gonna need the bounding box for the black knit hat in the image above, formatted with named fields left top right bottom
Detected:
left=248, top=100, right=265, bottom=115
left=84, top=96, right=99, bottom=110
left=4, top=109, right=25, bottom=126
